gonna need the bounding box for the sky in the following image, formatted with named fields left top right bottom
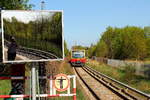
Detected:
left=2, top=10, right=55, bottom=23
left=28, top=0, right=150, bottom=49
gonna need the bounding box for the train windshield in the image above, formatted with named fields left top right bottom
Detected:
left=72, top=51, right=84, bottom=58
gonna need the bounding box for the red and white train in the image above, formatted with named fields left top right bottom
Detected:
left=70, top=50, right=86, bottom=67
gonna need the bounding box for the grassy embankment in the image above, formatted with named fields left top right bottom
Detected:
left=87, top=60, right=150, bottom=94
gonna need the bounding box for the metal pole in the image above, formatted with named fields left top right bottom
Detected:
left=73, top=76, right=76, bottom=100
left=67, top=76, right=70, bottom=94
left=31, top=63, right=37, bottom=100
left=36, top=68, right=41, bottom=100
left=41, top=0, right=45, bottom=10
left=29, top=71, right=32, bottom=100
left=50, top=76, right=53, bottom=95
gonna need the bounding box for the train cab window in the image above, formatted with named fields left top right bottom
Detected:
left=72, top=51, right=84, bottom=58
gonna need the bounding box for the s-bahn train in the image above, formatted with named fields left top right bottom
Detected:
left=70, top=50, right=86, bottom=67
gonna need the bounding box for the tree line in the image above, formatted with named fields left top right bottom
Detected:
left=88, top=26, right=150, bottom=60
left=4, top=12, right=63, bottom=57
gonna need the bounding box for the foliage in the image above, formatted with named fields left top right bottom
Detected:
left=89, top=26, right=149, bottom=60
left=0, top=0, right=33, bottom=27
left=64, top=40, right=69, bottom=56
left=4, top=12, right=63, bottom=57
left=87, top=44, right=96, bottom=58
left=123, top=65, right=136, bottom=83
left=0, top=0, right=33, bottom=10
left=95, top=40, right=108, bottom=57
left=144, top=26, right=150, bottom=57
left=72, top=45, right=88, bottom=50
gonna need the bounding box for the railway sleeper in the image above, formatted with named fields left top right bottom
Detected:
left=83, top=67, right=136, bottom=100
left=84, top=66, right=150, bottom=100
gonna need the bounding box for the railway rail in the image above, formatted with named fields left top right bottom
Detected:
left=16, top=47, right=58, bottom=59
left=74, top=66, right=150, bottom=100
left=4, top=40, right=58, bottom=59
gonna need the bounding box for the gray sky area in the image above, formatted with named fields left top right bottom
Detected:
left=2, top=10, right=56, bottom=23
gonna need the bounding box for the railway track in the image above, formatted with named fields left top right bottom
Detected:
left=74, top=66, right=150, bottom=100
left=16, top=47, right=58, bottom=59
left=4, top=40, right=58, bottom=59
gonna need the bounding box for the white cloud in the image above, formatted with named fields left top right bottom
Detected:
left=2, top=10, right=56, bottom=23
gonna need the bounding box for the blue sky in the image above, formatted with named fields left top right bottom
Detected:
left=29, top=0, right=150, bottom=49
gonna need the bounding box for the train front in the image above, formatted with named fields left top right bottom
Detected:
left=70, top=50, right=86, bottom=67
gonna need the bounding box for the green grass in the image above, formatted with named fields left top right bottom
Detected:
left=87, top=60, right=150, bottom=94
left=0, top=80, right=11, bottom=100
left=144, top=61, right=150, bottom=64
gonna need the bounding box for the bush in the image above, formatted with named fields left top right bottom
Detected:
left=123, top=65, right=136, bottom=83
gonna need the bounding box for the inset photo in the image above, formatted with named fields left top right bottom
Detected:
left=1, top=10, right=64, bottom=63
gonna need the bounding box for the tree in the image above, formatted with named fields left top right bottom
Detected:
left=64, top=40, right=69, bottom=56
left=89, top=26, right=148, bottom=60
left=95, top=40, right=108, bottom=57
left=0, top=0, right=33, bottom=10
left=88, top=44, right=96, bottom=58
left=100, top=26, right=115, bottom=58
left=50, top=12, right=62, bottom=45
left=144, top=27, right=150, bottom=57
left=123, top=27, right=146, bottom=59
left=0, top=0, right=33, bottom=28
